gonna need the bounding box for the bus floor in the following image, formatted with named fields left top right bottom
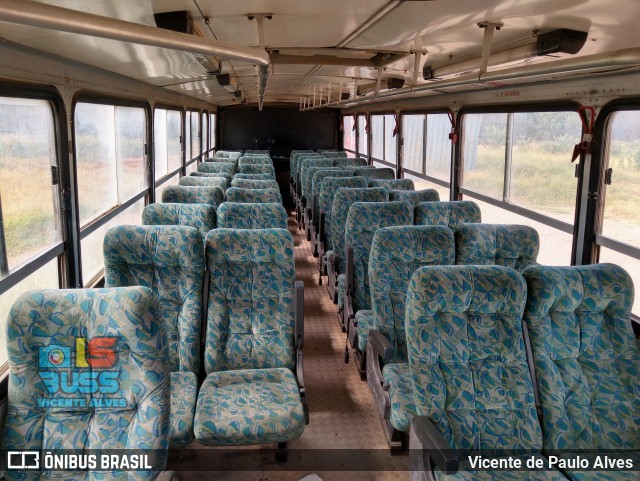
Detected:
left=168, top=210, right=408, bottom=481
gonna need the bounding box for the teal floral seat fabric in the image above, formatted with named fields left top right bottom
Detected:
left=292, top=154, right=323, bottom=183
left=299, top=159, right=334, bottom=200
left=455, top=223, right=539, bottom=272
left=289, top=150, right=314, bottom=173
left=225, top=187, right=282, bottom=204
left=213, top=150, right=242, bottom=159
left=191, top=172, right=233, bottom=180
left=311, top=169, right=353, bottom=204
left=103, top=225, right=204, bottom=448
left=345, top=202, right=414, bottom=319
left=234, top=172, right=273, bottom=180
left=334, top=157, right=367, bottom=168
left=365, top=225, right=456, bottom=357
left=389, top=188, right=440, bottom=204
left=198, top=161, right=236, bottom=175
left=237, top=163, right=276, bottom=177
left=230, top=178, right=279, bottom=190
left=206, top=157, right=238, bottom=167
left=238, top=156, right=272, bottom=166
left=321, top=151, right=348, bottom=158
left=179, top=175, right=229, bottom=191
left=522, top=264, right=639, bottom=453
left=317, top=176, right=368, bottom=252
left=162, top=185, right=223, bottom=207
left=414, top=200, right=481, bottom=228
left=195, top=229, right=305, bottom=446
left=405, top=265, right=541, bottom=451
left=217, top=202, right=288, bottom=229
left=353, top=167, right=395, bottom=179
left=382, top=363, right=416, bottom=432
left=367, top=178, right=414, bottom=191
left=142, top=202, right=216, bottom=238
left=4, top=287, right=170, bottom=480
left=170, top=371, right=198, bottom=448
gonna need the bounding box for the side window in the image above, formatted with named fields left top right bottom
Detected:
left=357, top=115, right=368, bottom=158
left=461, top=110, right=582, bottom=265
left=154, top=108, right=182, bottom=200
left=0, top=96, right=63, bottom=365
left=75, top=102, right=147, bottom=284
left=210, top=113, right=216, bottom=151
left=371, top=114, right=397, bottom=174
left=598, top=110, right=640, bottom=316
left=402, top=113, right=451, bottom=200
left=185, top=110, right=199, bottom=174
left=343, top=115, right=355, bottom=155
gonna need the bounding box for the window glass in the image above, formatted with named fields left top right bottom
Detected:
left=357, top=115, right=368, bottom=156
left=404, top=172, right=449, bottom=201
left=371, top=116, right=384, bottom=160
left=75, top=103, right=147, bottom=226
left=190, top=111, right=199, bottom=160
left=425, top=114, right=452, bottom=183
left=154, top=109, right=168, bottom=179
left=402, top=114, right=424, bottom=173
left=185, top=161, right=198, bottom=175
left=0, top=259, right=59, bottom=365
left=80, top=198, right=145, bottom=284
left=509, top=111, right=581, bottom=223
left=462, top=113, right=507, bottom=199
left=202, top=114, right=208, bottom=154
left=384, top=114, right=397, bottom=167
left=343, top=116, right=355, bottom=152
left=184, top=112, right=191, bottom=162
left=0, top=97, right=61, bottom=270
left=598, top=248, right=639, bottom=316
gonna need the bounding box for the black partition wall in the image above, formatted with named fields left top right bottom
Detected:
left=218, top=105, right=339, bottom=157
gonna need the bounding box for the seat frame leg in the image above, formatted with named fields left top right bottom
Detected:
left=275, top=441, right=288, bottom=463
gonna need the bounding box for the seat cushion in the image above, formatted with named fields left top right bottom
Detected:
left=171, top=371, right=198, bottom=448
left=355, top=310, right=373, bottom=352
left=434, top=455, right=569, bottom=481
left=382, top=363, right=416, bottom=432
left=194, top=368, right=304, bottom=446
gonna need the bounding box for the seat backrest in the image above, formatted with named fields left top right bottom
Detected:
left=455, top=223, right=539, bottom=272
left=333, top=157, right=368, bottom=168
left=234, top=172, right=274, bottom=180
left=302, top=166, right=342, bottom=201
left=217, top=202, right=288, bottom=229
left=353, top=167, right=395, bottom=179
left=299, top=159, right=333, bottom=197
left=522, top=263, right=639, bottom=450
left=318, top=176, right=368, bottom=251
left=215, top=150, right=242, bottom=159
left=238, top=156, right=272, bottom=166
left=415, top=201, right=481, bottom=228
left=204, top=228, right=296, bottom=373
left=367, top=178, right=414, bottom=190
left=345, top=201, right=414, bottom=313
left=206, top=156, right=238, bottom=166
left=321, top=151, right=348, bottom=158
left=104, top=225, right=204, bottom=375
left=238, top=163, right=276, bottom=177
left=389, top=188, right=440, bottom=204
left=192, top=172, right=233, bottom=180
left=230, top=178, right=279, bottom=190
left=162, top=185, right=223, bottom=207
left=198, top=162, right=236, bottom=175
left=244, top=149, right=270, bottom=155
left=369, top=226, right=455, bottom=361
left=405, top=265, right=540, bottom=451
left=329, top=187, right=388, bottom=264
left=142, top=202, right=216, bottom=237
left=225, top=187, right=282, bottom=204
left=4, top=287, right=170, bottom=465
left=179, top=176, right=229, bottom=190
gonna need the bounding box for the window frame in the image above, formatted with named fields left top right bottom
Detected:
left=342, top=114, right=356, bottom=156
left=370, top=112, right=398, bottom=171
left=153, top=104, right=184, bottom=199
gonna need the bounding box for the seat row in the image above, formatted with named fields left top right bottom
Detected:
left=404, top=262, right=639, bottom=481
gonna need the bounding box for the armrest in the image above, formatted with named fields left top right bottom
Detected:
left=369, top=329, right=394, bottom=362
left=318, top=211, right=326, bottom=245
left=295, top=280, right=304, bottom=350
left=296, top=348, right=309, bottom=425
left=311, top=195, right=317, bottom=226
left=411, top=416, right=459, bottom=475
